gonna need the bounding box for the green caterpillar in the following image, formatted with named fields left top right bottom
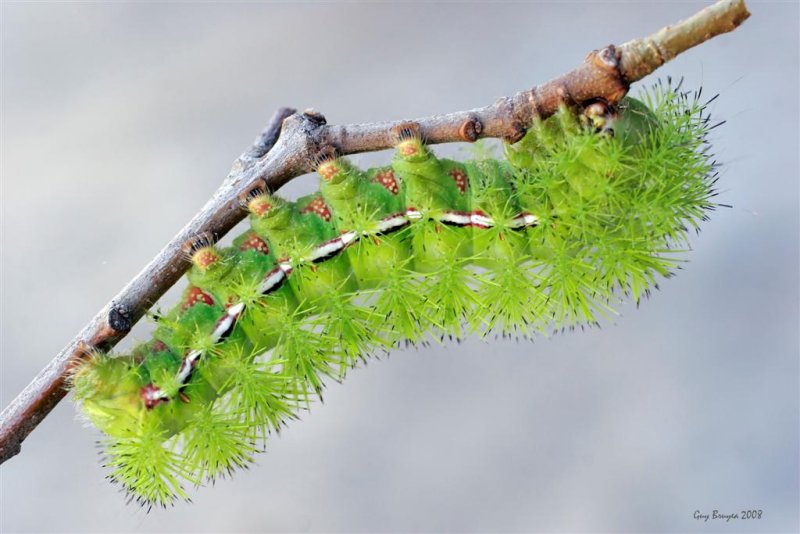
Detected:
left=70, top=84, right=718, bottom=507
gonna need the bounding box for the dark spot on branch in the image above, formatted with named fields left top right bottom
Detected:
left=459, top=116, right=483, bottom=142
left=108, top=304, right=132, bottom=333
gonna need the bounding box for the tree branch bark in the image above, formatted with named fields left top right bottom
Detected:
left=0, top=0, right=749, bottom=465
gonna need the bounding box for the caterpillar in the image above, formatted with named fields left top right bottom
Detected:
left=70, top=83, right=719, bottom=507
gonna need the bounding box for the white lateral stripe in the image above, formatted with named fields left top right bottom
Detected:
left=339, top=231, right=359, bottom=247
left=143, top=387, right=167, bottom=401
left=309, top=237, right=347, bottom=262
left=405, top=208, right=422, bottom=220
left=258, top=267, right=286, bottom=294
left=167, top=206, right=544, bottom=399
left=177, top=350, right=203, bottom=383
left=470, top=213, right=495, bottom=228
left=211, top=315, right=235, bottom=342
left=524, top=214, right=539, bottom=226
left=508, top=213, right=540, bottom=228
left=439, top=212, right=472, bottom=226
left=227, top=302, right=245, bottom=318
left=376, top=214, right=409, bottom=233
left=278, top=260, right=293, bottom=274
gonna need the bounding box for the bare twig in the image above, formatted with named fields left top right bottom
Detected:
left=0, top=0, right=749, bottom=464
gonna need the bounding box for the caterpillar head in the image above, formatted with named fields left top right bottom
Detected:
left=506, top=96, right=663, bottom=213
left=611, top=96, right=660, bottom=145
left=582, top=97, right=660, bottom=144
left=582, top=100, right=617, bottom=133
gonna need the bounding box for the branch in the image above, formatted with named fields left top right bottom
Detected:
left=0, top=0, right=749, bottom=464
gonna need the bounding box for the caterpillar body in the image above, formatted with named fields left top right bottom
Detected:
left=71, top=85, right=718, bottom=507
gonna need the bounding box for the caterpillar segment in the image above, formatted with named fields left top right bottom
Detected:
left=70, top=87, right=718, bottom=506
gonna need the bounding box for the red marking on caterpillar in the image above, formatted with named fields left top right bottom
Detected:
left=142, top=203, right=537, bottom=415
left=318, top=161, right=341, bottom=181
left=300, top=196, right=332, bottom=222
left=239, top=233, right=270, bottom=255
left=374, top=169, right=400, bottom=195
left=140, top=384, right=168, bottom=409
left=183, top=286, right=215, bottom=309
left=142, top=206, right=537, bottom=414
left=398, top=140, right=419, bottom=157
left=449, top=169, right=468, bottom=194
left=248, top=196, right=272, bottom=217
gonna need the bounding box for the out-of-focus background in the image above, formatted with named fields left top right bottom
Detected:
left=2, top=2, right=798, bottom=532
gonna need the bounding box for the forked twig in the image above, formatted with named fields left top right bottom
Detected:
left=0, top=0, right=749, bottom=464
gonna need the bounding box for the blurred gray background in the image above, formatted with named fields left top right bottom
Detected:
left=2, top=1, right=798, bottom=532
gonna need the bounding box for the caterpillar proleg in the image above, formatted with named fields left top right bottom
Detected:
left=70, top=83, right=720, bottom=507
